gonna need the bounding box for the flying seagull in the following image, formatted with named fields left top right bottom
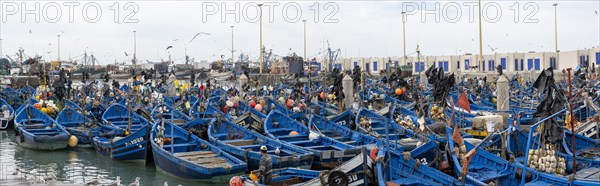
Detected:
left=166, top=46, right=173, bottom=50
left=124, top=52, right=129, bottom=56
left=173, top=39, right=179, bottom=42
left=189, top=32, right=210, bottom=43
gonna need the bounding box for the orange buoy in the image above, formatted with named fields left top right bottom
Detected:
left=370, top=147, right=379, bottom=161
left=286, top=99, right=294, bottom=109
left=289, top=131, right=299, bottom=136
left=34, top=103, right=41, bottom=109
left=320, top=92, right=326, bottom=99
left=395, top=88, right=402, bottom=96
left=254, top=104, right=263, bottom=112
left=401, top=87, right=406, bottom=94
left=249, top=100, right=257, bottom=108
left=229, top=176, right=243, bottom=186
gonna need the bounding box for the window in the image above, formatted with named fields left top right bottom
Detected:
left=514, top=59, right=519, bottom=71
left=394, top=61, right=399, bottom=68
left=443, top=61, right=449, bottom=72
left=465, top=59, right=470, bottom=70
left=489, top=60, right=495, bottom=71
left=520, top=59, right=524, bottom=71
left=438, top=62, right=443, bottom=69
left=596, top=52, right=600, bottom=65
left=366, top=63, right=370, bottom=72
left=415, top=62, right=420, bottom=72
left=534, top=59, right=540, bottom=70
left=386, top=63, right=389, bottom=70
left=481, top=60, right=485, bottom=71
left=500, top=58, right=507, bottom=70
left=550, top=57, right=556, bottom=70
left=354, top=62, right=358, bottom=68
left=373, top=61, right=378, bottom=71
left=527, top=59, right=533, bottom=70
left=457, top=61, right=460, bottom=69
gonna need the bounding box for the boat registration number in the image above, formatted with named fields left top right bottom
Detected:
left=125, top=137, right=144, bottom=146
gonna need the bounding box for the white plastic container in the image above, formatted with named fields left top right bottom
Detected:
left=486, top=120, right=495, bottom=132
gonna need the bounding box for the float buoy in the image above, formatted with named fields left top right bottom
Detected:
left=254, top=104, right=263, bottom=112
left=68, top=135, right=78, bottom=147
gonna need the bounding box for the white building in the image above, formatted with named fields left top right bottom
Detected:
left=331, top=47, right=600, bottom=76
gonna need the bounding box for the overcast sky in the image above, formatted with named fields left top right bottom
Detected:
left=0, top=1, right=598, bottom=65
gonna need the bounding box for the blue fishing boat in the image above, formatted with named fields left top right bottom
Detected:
left=208, top=118, right=313, bottom=170
left=189, top=98, right=219, bottom=118
left=151, top=104, right=192, bottom=126
left=241, top=168, right=320, bottom=186
left=355, top=108, right=422, bottom=150
left=56, top=106, right=120, bottom=148
left=309, top=114, right=404, bottom=152
left=446, top=126, right=523, bottom=185
left=150, top=120, right=247, bottom=181
left=264, top=110, right=360, bottom=169
left=14, top=104, right=70, bottom=150
left=92, top=103, right=150, bottom=161
left=376, top=146, right=467, bottom=186
left=1, top=98, right=15, bottom=129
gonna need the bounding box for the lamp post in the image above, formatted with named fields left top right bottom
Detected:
left=478, top=0, right=483, bottom=72
left=231, top=25, right=234, bottom=63
left=303, top=20, right=307, bottom=63
left=259, top=3, right=263, bottom=75
left=133, top=30, right=137, bottom=68
left=57, top=35, right=61, bottom=61
left=402, top=11, right=407, bottom=66
left=553, top=3, right=558, bottom=52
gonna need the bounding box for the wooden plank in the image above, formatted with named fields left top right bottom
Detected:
left=174, top=151, right=215, bottom=157
left=226, top=139, right=255, bottom=146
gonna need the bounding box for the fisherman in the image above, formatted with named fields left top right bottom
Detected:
left=252, top=146, right=272, bottom=185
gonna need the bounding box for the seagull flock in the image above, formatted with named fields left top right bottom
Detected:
left=11, top=167, right=177, bottom=186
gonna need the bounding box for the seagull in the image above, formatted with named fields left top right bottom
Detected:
left=166, top=46, right=173, bottom=50
left=189, top=32, right=210, bottom=43
left=163, top=181, right=169, bottom=186
left=128, top=177, right=140, bottom=186
left=275, top=147, right=281, bottom=156
left=173, top=39, right=179, bottom=42
left=125, top=52, right=129, bottom=56
left=11, top=168, right=20, bottom=175
left=106, top=176, right=121, bottom=186
left=595, top=10, right=598, bottom=15
left=43, top=172, right=57, bottom=182
left=86, top=175, right=101, bottom=185
left=25, top=174, right=36, bottom=184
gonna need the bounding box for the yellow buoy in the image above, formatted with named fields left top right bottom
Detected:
left=68, top=135, right=78, bottom=147
left=249, top=172, right=258, bottom=182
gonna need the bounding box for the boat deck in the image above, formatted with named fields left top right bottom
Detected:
left=174, top=151, right=231, bottom=169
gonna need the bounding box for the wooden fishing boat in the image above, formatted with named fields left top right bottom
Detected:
left=14, top=104, right=70, bottom=150
left=208, top=118, right=313, bottom=170
left=264, top=110, right=361, bottom=169
left=92, top=103, right=150, bottom=161
left=150, top=120, right=247, bottom=181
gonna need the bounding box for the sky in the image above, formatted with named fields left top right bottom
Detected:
left=0, top=0, right=599, bottom=65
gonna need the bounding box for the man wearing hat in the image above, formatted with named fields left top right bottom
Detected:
left=252, top=145, right=272, bottom=184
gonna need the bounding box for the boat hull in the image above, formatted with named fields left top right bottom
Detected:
left=92, top=126, right=149, bottom=161
left=15, top=130, right=69, bottom=150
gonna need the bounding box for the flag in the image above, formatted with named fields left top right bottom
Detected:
left=457, top=91, right=471, bottom=114
left=452, top=125, right=463, bottom=144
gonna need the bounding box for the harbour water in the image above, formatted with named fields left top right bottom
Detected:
left=0, top=130, right=221, bottom=186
